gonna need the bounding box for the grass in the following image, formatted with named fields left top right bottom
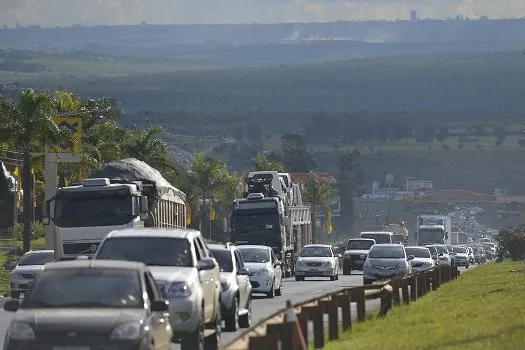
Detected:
left=326, top=261, right=525, bottom=350
left=0, top=238, right=47, bottom=297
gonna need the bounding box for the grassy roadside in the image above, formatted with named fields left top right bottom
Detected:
left=326, top=261, right=525, bottom=350
left=0, top=238, right=47, bottom=297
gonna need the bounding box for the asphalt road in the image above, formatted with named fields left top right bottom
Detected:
left=0, top=266, right=472, bottom=349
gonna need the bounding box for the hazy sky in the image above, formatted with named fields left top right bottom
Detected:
left=0, top=0, right=523, bottom=27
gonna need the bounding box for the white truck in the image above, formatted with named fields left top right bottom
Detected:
left=231, top=172, right=312, bottom=277
left=382, top=222, right=408, bottom=245
left=43, top=158, right=186, bottom=260
left=415, top=214, right=452, bottom=246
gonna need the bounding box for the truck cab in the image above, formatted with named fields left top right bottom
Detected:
left=43, top=178, right=150, bottom=260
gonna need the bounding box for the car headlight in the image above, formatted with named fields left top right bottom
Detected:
left=110, top=322, right=142, bottom=340
left=9, top=271, right=22, bottom=280
left=256, top=267, right=271, bottom=275
left=165, top=282, right=192, bottom=298
left=7, top=322, right=35, bottom=340
left=296, top=260, right=305, bottom=267
left=221, top=280, right=231, bottom=291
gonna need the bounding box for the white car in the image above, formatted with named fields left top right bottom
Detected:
left=237, top=245, right=283, bottom=298
left=404, top=246, right=435, bottom=272
left=452, top=246, right=470, bottom=268
left=295, top=244, right=339, bottom=281
left=426, top=244, right=451, bottom=266
left=9, top=249, right=55, bottom=299
left=94, top=228, right=221, bottom=350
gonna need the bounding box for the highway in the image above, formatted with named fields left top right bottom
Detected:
left=0, top=268, right=470, bottom=349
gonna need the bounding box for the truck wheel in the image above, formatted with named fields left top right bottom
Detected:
left=224, top=297, right=239, bottom=331
left=205, top=304, right=221, bottom=350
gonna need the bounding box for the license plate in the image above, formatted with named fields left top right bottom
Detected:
left=53, top=347, right=90, bottom=350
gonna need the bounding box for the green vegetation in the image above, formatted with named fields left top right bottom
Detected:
left=496, top=228, right=525, bottom=261
left=326, top=261, right=525, bottom=350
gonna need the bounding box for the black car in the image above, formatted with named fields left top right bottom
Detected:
left=3, top=259, right=172, bottom=350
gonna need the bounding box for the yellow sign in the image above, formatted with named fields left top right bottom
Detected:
left=52, top=116, right=82, bottom=153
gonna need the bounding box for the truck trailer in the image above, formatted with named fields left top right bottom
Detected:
left=43, top=158, right=186, bottom=260
left=415, top=214, right=452, bottom=246
left=231, top=172, right=312, bottom=276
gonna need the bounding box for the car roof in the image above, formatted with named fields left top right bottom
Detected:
left=105, top=228, right=202, bottom=240
left=42, top=259, right=146, bottom=271
left=303, top=244, right=332, bottom=248
left=24, top=249, right=55, bottom=255
left=371, top=244, right=404, bottom=249
left=208, top=244, right=230, bottom=251
left=348, top=238, right=375, bottom=241
left=236, top=245, right=270, bottom=249
left=405, top=246, right=430, bottom=250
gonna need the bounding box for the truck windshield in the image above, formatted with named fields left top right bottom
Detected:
left=418, top=229, right=445, bottom=244
left=54, top=194, right=133, bottom=227
left=232, top=213, right=279, bottom=233
left=361, top=233, right=391, bottom=244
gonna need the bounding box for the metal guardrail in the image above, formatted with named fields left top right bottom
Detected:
left=223, top=264, right=460, bottom=350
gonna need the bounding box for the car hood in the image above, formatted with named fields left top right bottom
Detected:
left=14, top=308, right=145, bottom=333
left=410, top=258, right=434, bottom=265
left=149, top=266, right=196, bottom=283
left=244, top=262, right=271, bottom=273
left=367, top=258, right=405, bottom=268
left=344, top=250, right=369, bottom=256
left=13, top=265, right=44, bottom=275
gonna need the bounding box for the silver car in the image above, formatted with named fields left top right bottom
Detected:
left=208, top=244, right=252, bottom=331
left=9, top=250, right=55, bottom=299
left=404, top=246, right=435, bottom=272
left=237, top=245, right=283, bottom=298
left=295, top=244, right=340, bottom=281
left=363, top=244, right=413, bottom=285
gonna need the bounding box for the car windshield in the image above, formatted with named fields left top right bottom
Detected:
left=361, top=233, right=391, bottom=244
left=368, top=246, right=405, bottom=259
left=96, top=237, right=193, bottom=267
left=405, top=247, right=431, bottom=258
left=238, top=247, right=269, bottom=263
left=429, top=245, right=448, bottom=254
left=347, top=240, right=374, bottom=250
left=300, top=246, right=332, bottom=257
left=18, top=252, right=55, bottom=266
left=209, top=249, right=233, bottom=272
left=22, top=268, right=142, bottom=309
left=455, top=247, right=467, bottom=254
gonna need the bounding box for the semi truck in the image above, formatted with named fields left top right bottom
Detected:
left=231, top=172, right=312, bottom=277
left=43, top=158, right=186, bottom=260
left=382, top=222, right=408, bottom=245
left=415, top=214, right=452, bottom=246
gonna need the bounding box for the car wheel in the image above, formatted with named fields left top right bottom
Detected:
left=10, top=292, right=19, bottom=299
left=295, top=276, right=304, bottom=281
left=224, top=297, right=239, bottom=332
left=205, top=304, right=221, bottom=350
left=181, top=310, right=204, bottom=350
left=335, top=272, right=339, bottom=280
left=266, top=281, right=275, bottom=298
left=275, top=279, right=282, bottom=296
left=330, top=275, right=336, bottom=281
left=239, top=296, right=251, bottom=328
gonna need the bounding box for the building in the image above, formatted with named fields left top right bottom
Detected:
left=410, top=10, right=417, bottom=21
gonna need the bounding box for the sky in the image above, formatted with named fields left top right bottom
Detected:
left=0, top=0, right=523, bottom=27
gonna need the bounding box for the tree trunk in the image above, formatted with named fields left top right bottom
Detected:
left=22, top=145, right=31, bottom=253
left=311, top=208, right=316, bottom=244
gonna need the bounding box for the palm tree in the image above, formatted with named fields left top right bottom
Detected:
left=303, top=172, right=333, bottom=244
left=0, top=89, right=72, bottom=252
left=251, top=153, right=284, bottom=172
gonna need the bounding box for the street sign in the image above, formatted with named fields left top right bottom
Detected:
left=52, top=117, right=82, bottom=153
left=385, top=173, right=394, bottom=184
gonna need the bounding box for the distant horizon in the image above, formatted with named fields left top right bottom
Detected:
left=2, top=16, right=524, bottom=30
left=1, top=0, right=524, bottom=28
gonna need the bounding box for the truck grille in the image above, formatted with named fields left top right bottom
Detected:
left=63, top=242, right=101, bottom=255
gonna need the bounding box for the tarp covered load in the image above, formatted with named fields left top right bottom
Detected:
left=88, top=158, right=186, bottom=202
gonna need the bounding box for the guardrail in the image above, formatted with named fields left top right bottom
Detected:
left=224, top=264, right=460, bottom=350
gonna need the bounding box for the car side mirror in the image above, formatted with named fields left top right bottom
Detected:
left=407, top=255, right=415, bottom=261
left=42, top=217, right=50, bottom=225
left=237, top=267, right=249, bottom=275
left=151, top=300, right=169, bottom=312
left=274, top=260, right=281, bottom=267
left=197, top=257, right=216, bottom=271
left=4, top=261, right=17, bottom=270
left=4, top=300, right=19, bottom=312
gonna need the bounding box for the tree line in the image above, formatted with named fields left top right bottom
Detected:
left=0, top=89, right=366, bottom=251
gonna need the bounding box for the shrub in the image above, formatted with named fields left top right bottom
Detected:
left=495, top=228, right=525, bottom=261
left=7, top=221, right=46, bottom=241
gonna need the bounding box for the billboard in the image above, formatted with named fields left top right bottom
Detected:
left=411, top=180, right=433, bottom=191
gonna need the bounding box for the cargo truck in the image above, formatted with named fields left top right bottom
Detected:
left=43, top=158, right=186, bottom=260
left=415, top=214, right=452, bottom=246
